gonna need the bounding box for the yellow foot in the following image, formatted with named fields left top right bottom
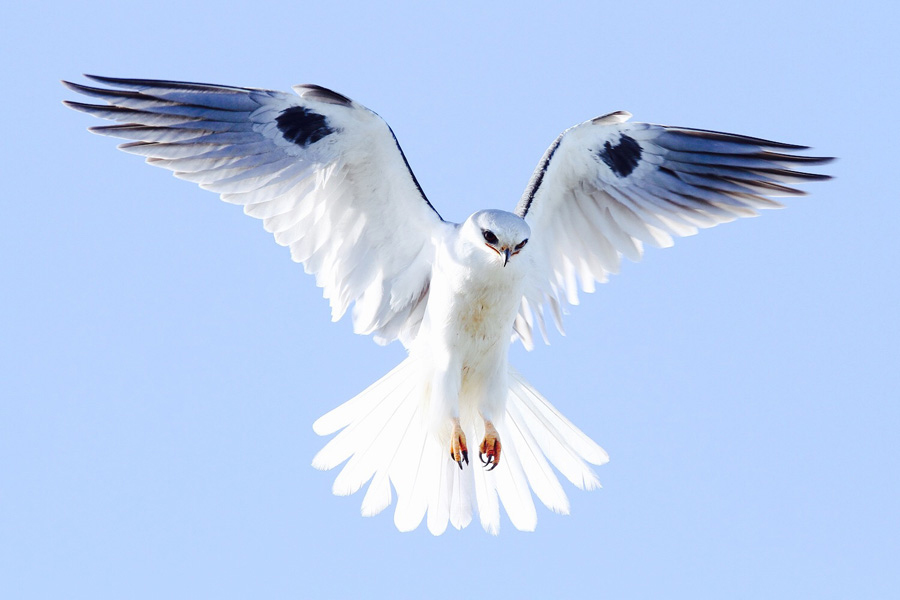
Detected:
left=479, top=420, right=501, bottom=471
left=450, top=419, right=468, bottom=469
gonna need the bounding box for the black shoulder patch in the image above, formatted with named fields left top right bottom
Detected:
left=275, top=106, right=334, bottom=147
left=598, top=134, right=642, bottom=178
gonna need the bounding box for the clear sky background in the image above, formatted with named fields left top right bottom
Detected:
left=2, top=1, right=898, bottom=598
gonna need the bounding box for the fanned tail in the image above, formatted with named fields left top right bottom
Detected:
left=312, top=359, right=608, bottom=534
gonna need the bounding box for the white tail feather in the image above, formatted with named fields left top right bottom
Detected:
left=313, top=357, right=607, bottom=534
left=493, top=425, right=538, bottom=531
left=473, top=457, right=501, bottom=534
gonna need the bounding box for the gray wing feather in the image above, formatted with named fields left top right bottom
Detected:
left=513, top=112, right=832, bottom=348
left=65, top=76, right=446, bottom=346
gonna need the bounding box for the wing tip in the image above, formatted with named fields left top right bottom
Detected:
left=62, top=99, right=106, bottom=114
left=81, top=73, right=255, bottom=94
left=668, top=126, right=812, bottom=150
left=60, top=79, right=82, bottom=93
left=83, top=73, right=120, bottom=86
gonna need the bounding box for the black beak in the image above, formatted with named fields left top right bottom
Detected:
left=502, top=248, right=510, bottom=267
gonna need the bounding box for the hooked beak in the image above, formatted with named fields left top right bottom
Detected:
left=502, top=248, right=510, bottom=267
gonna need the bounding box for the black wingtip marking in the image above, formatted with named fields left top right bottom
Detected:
left=598, top=134, right=642, bottom=178
left=753, top=167, right=834, bottom=182
left=83, top=74, right=252, bottom=93
left=63, top=80, right=151, bottom=103
left=63, top=99, right=119, bottom=114
left=762, top=152, right=835, bottom=166
left=669, top=127, right=810, bottom=150
left=62, top=79, right=91, bottom=93
left=275, top=106, right=334, bottom=147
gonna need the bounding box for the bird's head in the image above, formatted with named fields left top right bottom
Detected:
left=463, top=210, right=531, bottom=268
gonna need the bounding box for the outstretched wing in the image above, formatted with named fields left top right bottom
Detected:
left=512, top=110, right=832, bottom=348
left=64, top=75, right=449, bottom=346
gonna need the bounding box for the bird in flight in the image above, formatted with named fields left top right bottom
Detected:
left=64, top=75, right=831, bottom=535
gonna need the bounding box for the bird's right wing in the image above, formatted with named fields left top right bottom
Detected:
left=511, top=111, right=832, bottom=349
left=64, top=76, right=450, bottom=346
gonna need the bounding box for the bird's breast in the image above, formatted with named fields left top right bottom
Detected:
left=454, top=283, right=514, bottom=340
left=416, top=239, right=527, bottom=370
left=436, top=261, right=525, bottom=351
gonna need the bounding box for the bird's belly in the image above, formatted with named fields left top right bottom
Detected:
left=415, top=249, right=526, bottom=393
left=456, top=292, right=511, bottom=347
left=441, top=281, right=520, bottom=371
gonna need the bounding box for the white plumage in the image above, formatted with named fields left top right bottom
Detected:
left=64, top=75, right=831, bottom=534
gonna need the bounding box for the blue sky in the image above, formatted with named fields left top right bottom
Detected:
left=2, top=1, right=898, bottom=598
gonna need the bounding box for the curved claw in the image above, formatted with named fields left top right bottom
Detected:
left=450, top=420, right=468, bottom=469
left=479, top=421, right=501, bottom=471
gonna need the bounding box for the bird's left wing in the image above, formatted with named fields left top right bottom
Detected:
left=64, top=76, right=449, bottom=346
left=512, top=111, right=832, bottom=348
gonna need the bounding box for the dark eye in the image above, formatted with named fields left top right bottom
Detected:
left=482, top=230, right=498, bottom=244
left=514, top=238, right=529, bottom=251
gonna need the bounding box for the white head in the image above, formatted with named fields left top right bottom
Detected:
left=461, top=209, right=531, bottom=268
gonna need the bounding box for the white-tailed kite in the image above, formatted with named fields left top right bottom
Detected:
left=64, top=75, right=831, bottom=535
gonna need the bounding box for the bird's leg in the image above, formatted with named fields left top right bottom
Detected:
left=430, top=362, right=466, bottom=469
left=449, top=417, right=468, bottom=469
left=479, top=419, right=501, bottom=471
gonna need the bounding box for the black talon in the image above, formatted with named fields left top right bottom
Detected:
left=487, top=460, right=498, bottom=472
left=462, top=450, right=469, bottom=465
left=457, top=459, right=463, bottom=470
left=479, top=452, right=488, bottom=465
